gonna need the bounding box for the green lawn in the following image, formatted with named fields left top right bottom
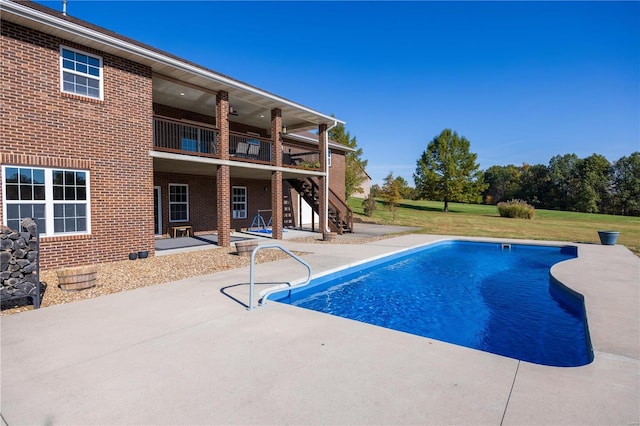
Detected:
left=348, top=198, right=640, bottom=255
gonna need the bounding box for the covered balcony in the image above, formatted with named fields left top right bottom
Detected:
left=153, top=116, right=321, bottom=170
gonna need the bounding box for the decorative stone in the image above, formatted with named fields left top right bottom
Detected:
left=16, top=259, right=30, bottom=268
left=1, top=219, right=41, bottom=309
left=1, top=251, right=11, bottom=267
left=1, top=238, right=13, bottom=250
left=21, top=218, right=37, bottom=237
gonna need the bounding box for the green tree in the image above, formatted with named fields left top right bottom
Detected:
left=362, top=192, right=377, bottom=217
left=394, top=176, right=415, bottom=200
left=370, top=184, right=381, bottom=198
left=612, top=152, right=640, bottom=216
left=482, top=164, right=521, bottom=204
left=329, top=121, right=368, bottom=200
left=414, top=129, right=486, bottom=212
left=574, top=153, right=612, bottom=213
left=517, top=163, right=551, bottom=208
left=548, top=153, right=580, bottom=210
left=381, top=171, right=402, bottom=220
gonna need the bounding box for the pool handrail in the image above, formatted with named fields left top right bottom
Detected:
left=248, top=243, right=312, bottom=310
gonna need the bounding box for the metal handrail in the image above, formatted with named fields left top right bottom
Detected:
left=248, top=243, right=312, bottom=310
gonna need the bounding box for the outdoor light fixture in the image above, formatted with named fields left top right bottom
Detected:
left=282, top=125, right=287, bottom=134
left=229, top=106, right=238, bottom=116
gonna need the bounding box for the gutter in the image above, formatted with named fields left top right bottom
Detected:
left=325, top=120, right=338, bottom=233
left=284, top=133, right=355, bottom=152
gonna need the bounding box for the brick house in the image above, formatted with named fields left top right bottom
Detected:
left=0, top=0, right=352, bottom=270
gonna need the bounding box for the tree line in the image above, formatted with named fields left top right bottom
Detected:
left=368, top=129, right=640, bottom=217
left=482, top=152, right=639, bottom=216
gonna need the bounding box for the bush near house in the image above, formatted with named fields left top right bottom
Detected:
left=497, top=199, right=536, bottom=219
left=362, top=193, right=377, bottom=217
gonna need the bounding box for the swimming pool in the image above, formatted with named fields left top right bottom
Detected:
left=271, top=240, right=593, bottom=367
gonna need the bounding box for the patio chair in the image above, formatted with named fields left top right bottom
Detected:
left=234, top=141, right=249, bottom=158
left=247, top=140, right=260, bottom=159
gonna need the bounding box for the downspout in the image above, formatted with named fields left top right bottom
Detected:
left=324, top=120, right=338, bottom=233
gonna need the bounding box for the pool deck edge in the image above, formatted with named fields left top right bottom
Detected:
left=1, top=233, right=638, bottom=425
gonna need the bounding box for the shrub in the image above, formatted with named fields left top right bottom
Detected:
left=362, top=193, right=377, bottom=217
left=497, top=199, right=535, bottom=219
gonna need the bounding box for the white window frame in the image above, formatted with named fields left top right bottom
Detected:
left=168, top=184, right=189, bottom=223
left=232, top=186, right=247, bottom=219
left=154, top=186, right=162, bottom=236
left=328, top=149, right=332, bottom=167
left=60, top=45, right=103, bottom=100
left=2, top=165, right=91, bottom=237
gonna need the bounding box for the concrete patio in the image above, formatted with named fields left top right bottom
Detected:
left=1, top=232, right=638, bottom=425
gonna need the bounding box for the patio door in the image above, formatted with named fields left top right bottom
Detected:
left=154, top=186, right=162, bottom=235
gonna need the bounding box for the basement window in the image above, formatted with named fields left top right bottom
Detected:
left=2, top=166, right=90, bottom=236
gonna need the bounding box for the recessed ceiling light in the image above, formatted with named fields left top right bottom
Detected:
left=260, top=114, right=264, bottom=118
left=180, top=92, right=185, bottom=96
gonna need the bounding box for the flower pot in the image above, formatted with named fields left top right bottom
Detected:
left=323, top=232, right=337, bottom=242
left=137, top=250, right=149, bottom=259
left=129, top=252, right=138, bottom=260
left=597, top=230, right=619, bottom=246
left=235, top=240, right=258, bottom=257
left=57, top=265, right=98, bottom=291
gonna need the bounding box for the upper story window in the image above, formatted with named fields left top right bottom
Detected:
left=328, top=149, right=332, bottom=167
left=60, top=46, right=103, bottom=100
left=2, top=166, right=90, bottom=237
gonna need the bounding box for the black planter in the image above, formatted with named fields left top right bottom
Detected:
left=137, top=251, right=149, bottom=259
left=128, top=252, right=138, bottom=260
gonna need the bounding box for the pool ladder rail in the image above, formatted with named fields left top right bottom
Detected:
left=248, top=243, right=312, bottom=311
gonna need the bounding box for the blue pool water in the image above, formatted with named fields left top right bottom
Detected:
left=272, top=241, right=593, bottom=367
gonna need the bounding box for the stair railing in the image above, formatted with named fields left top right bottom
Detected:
left=248, top=243, right=312, bottom=310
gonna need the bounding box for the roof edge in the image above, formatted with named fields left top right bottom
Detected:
left=0, top=0, right=345, bottom=127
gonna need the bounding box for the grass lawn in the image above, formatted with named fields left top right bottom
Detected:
left=348, top=198, right=640, bottom=255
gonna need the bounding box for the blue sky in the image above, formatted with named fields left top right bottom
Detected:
left=38, top=1, right=639, bottom=185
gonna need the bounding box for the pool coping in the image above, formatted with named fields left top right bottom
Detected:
left=1, top=234, right=638, bottom=425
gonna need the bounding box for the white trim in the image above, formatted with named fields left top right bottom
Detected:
left=231, top=186, right=247, bottom=220
left=1, top=165, right=91, bottom=237
left=59, top=45, right=103, bottom=100
left=154, top=186, right=162, bottom=235
left=168, top=183, right=189, bottom=222
left=148, top=150, right=327, bottom=178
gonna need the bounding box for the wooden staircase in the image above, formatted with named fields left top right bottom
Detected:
left=282, top=192, right=295, bottom=228
left=287, top=177, right=353, bottom=234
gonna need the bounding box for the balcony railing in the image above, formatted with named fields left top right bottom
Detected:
left=153, top=117, right=321, bottom=170
left=154, top=117, right=218, bottom=156
left=282, top=145, right=321, bottom=170
left=229, top=132, right=272, bottom=163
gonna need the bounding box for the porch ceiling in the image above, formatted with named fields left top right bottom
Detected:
left=152, top=75, right=324, bottom=132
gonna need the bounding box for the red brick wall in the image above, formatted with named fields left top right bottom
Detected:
left=153, top=103, right=216, bottom=126
left=229, top=178, right=272, bottom=230
left=1, top=20, right=154, bottom=269
left=153, top=172, right=217, bottom=235
left=153, top=173, right=279, bottom=235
